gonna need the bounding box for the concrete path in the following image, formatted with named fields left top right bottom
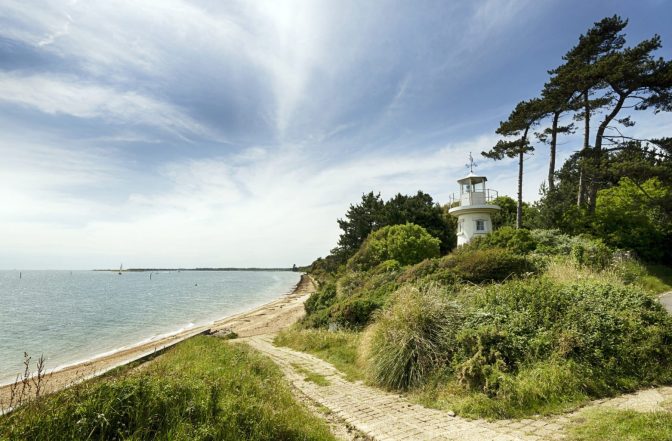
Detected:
left=244, top=334, right=672, bottom=441
left=244, top=335, right=551, bottom=441
left=660, top=291, right=672, bottom=314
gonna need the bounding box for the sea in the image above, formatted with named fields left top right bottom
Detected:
left=0, top=270, right=301, bottom=385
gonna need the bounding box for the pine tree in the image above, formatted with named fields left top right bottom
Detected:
left=482, top=98, right=545, bottom=228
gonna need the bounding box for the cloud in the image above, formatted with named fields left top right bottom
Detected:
left=0, top=72, right=213, bottom=140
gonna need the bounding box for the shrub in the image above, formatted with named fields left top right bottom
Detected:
left=558, top=282, right=672, bottom=386
left=331, top=297, right=383, bottom=328
left=347, top=223, right=441, bottom=271
left=301, top=266, right=400, bottom=329
left=458, top=278, right=672, bottom=395
left=360, top=284, right=464, bottom=390
left=593, top=177, right=671, bottom=262
left=468, top=226, right=537, bottom=254
left=570, top=236, right=613, bottom=270
left=304, top=283, right=337, bottom=315
left=609, top=252, right=648, bottom=286
left=441, top=248, right=534, bottom=283
left=529, top=229, right=574, bottom=255
left=397, top=248, right=533, bottom=286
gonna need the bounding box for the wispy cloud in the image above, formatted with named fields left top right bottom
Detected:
left=0, top=72, right=213, bottom=140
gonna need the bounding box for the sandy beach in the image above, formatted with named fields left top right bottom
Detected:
left=0, top=274, right=316, bottom=407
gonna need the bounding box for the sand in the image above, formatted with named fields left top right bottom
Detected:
left=0, top=274, right=316, bottom=409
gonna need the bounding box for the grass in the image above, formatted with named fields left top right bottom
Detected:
left=638, top=264, right=672, bottom=294
left=0, top=336, right=335, bottom=441
left=568, top=409, right=672, bottom=441
left=290, top=363, right=330, bottom=386
left=275, top=327, right=363, bottom=381
left=410, top=361, right=590, bottom=419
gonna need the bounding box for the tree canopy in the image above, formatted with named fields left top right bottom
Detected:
left=331, top=190, right=455, bottom=262
left=483, top=15, right=672, bottom=262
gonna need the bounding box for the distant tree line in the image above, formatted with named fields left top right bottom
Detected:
left=311, top=191, right=456, bottom=274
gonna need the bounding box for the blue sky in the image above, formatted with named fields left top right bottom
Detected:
left=1, top=0, right=671, bottom=269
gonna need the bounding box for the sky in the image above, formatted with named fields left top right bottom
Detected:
left=1, top=0, right=671, bottom=269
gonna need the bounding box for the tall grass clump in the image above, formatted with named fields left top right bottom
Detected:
left=360, top=284, right=464, bottom=390
left=0, top=336, right=335, bottom=441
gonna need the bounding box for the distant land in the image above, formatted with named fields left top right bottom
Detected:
left=94, top=267, right=298, bottom=272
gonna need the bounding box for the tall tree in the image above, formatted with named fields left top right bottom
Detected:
left=548, top=16, right=628, bottom=207
left=585, top=34, right=672, bottom=212
left=332, top=192, right=385, bottom=260
left=482, top=98, right=545, bottom=228
left=537, top=80, right=575, bottom=192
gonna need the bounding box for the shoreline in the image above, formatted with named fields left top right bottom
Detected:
left=0, top=274, right=315, bottom=405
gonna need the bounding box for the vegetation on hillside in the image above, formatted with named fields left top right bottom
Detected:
left=0, top=337, right=335, bottom=441
left=286, top=226, right=672, bottom=419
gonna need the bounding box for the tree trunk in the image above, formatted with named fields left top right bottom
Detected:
left=516, top=127, right=529, bottom=229
left=517, top=149, right=523, bottom=229
left=577, top=91, right=590, bottom=207
left=587, top=93, right=627, bottom=213
left=548, top=110, right=560, bottom=192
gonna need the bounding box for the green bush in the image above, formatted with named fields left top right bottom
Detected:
left=361, top=284, right=464, bottom=390
left=593, top=177, right=671, bottom=263
left=459, top=279, right=672, bottom=395
left=347, top=223, right=440, bottom=271
left=301, top=266, right=400, bottom=329
left=468, top=226, right=537, bottom=254
left=304, top=282, right=337, bottom=315
left=0, top=337, right=335, bottom=441
left=570, top=236, right=613, bottom=270
left=331, top=297, right=383, bottom=328
left=529, top=229, right=574, bottom=255
left=398, top=248, right=533, bottom=286
left=609, top=253, right=648, bottom=286
left=441, top=248, right=534, bottom=283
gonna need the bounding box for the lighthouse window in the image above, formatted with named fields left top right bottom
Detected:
left=476, top=219, right=485, bottom=231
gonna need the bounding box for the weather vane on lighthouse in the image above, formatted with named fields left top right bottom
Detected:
left=466, top=152, right=477, bottom=173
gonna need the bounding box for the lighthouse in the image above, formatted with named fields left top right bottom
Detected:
left=448, top=157, right=500, bottom=246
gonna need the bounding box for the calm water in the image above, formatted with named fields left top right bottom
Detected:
left=0, top=270, right=301, bottom=384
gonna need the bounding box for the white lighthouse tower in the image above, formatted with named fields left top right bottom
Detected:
left=448, top=155, right=500, bottom=246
